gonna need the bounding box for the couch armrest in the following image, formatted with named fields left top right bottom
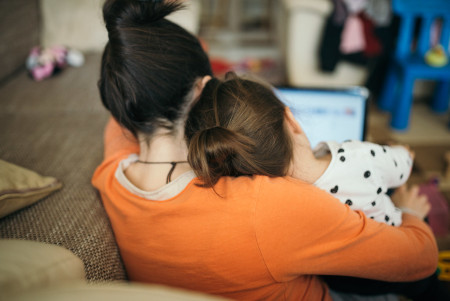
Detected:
left=7, top=282, right=229, bottom=301
left=0, top=239, right=86, bottom=297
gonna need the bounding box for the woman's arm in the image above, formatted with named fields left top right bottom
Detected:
left=254, top=177, right=438, bottom=283
left=92, top=117, right=140, bottom=192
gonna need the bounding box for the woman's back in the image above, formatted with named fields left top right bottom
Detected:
left=92, top=119, right=437, bottom=300
left=94, top=162, right=326, bottom=299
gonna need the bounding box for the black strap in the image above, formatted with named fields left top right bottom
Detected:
left=135, top=160, right=188, bottom=184
left=166, top=162, right=177, bottom=184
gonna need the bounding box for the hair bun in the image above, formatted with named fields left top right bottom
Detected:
left=103, top=0, right=184, bottom=32
left=200, top=126, right=254, bottom=161
left=188, top=126, right=260, bottom=186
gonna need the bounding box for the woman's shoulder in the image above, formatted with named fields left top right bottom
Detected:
left=215, top=174, right=312, bottom=189
left=215, top=175, right=335, bottom=205
left=92, top=152, right=135, bottom=192
left=257, top=175, right=328, bottom=193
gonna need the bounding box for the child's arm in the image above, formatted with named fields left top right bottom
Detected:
left=372, top=143, right=414, bottom=189
left=360, top=193, right=403, bottom=226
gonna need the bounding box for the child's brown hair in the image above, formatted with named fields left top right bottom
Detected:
left=185, top=72, right=293, bottom=187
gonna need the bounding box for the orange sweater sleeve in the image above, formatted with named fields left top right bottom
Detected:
left=254, top=177, right=438, bottom=283
left=92, top=117, right=139, bottom=190
left=102, top=116, right=139, bottom=161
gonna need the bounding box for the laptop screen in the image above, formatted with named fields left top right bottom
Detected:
left=275, top=87, right=369, bottom=149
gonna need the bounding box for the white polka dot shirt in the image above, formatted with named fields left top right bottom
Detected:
left=313, top=140, right=413, bottom=226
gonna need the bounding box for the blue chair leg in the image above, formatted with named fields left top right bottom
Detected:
left=431, top=81, right=450, bottom=113
left=378, top=66, right=398, bottom=112
left=391, top=74, right=415, bottom=130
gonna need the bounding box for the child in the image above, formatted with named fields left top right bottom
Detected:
left=184, top=72, right=444, bottom=300
left=185, top=72, right=428, bottom=223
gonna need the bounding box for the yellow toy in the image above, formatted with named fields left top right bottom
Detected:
left=425, top=44, right=449, bottom=67
left=438, top=250, right=450, bottom=281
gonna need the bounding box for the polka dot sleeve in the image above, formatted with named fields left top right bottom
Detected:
left=371, top=144, right=413, bottom=189
left=313, top=141, right=406, bottom=226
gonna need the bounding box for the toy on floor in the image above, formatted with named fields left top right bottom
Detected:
left=438, top=251, right=450, bottom=281
left=26, top=46, right=85, bottom=81
left=425, top=44, right=449, bottom=67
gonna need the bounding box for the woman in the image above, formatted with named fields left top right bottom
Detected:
left=92, top=1, right=438, bottom=300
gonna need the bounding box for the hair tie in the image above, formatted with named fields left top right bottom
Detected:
left=212, top=97, right=220, bottom=127
left=204, top=125, right=222, bottom=132
left=208, top=78, right=222, bottom=127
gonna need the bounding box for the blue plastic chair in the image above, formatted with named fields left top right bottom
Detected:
left=378, top=0, right=450, bottom=130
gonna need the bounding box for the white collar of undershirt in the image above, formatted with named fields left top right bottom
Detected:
left=115, top=154, right=196, bottom=201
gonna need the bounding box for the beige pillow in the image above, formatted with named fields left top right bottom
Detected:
left=0, top=239, right=85, bottom=297
left=0, top=160, right=62, bottom=219
left=40, top=0, right=201, bottom=53
left=41, top=0, right=108, bottom=52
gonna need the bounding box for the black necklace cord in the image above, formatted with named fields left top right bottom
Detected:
left=135, top=160, right=189, bottom=184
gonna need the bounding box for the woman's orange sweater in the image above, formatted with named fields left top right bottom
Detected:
left=92, top=118, right=438, bottom=301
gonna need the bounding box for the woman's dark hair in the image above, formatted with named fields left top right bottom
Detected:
left=185, top=73, right=293, bottom=187
left=99, top=0, right=212, bottom=137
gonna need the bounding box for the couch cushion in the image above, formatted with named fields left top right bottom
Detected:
left=0, top=0, right=39, bottom=84
left=0, top=239, right=85, bottom=296
left=40, top=0, right=201, bottom=53
left=41, top=0, right=108, bottom=52
left=0, top=160, right=62, bottom=219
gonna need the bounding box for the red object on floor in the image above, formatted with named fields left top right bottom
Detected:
left=420, top=180, right=449, bottom=237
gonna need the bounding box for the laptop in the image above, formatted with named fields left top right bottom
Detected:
left=274, top=86, right=369, bottom=149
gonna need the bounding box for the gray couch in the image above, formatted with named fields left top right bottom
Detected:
left=0, top=0, right=126, bottom=282
left=0, top=0, right=203, bottom=287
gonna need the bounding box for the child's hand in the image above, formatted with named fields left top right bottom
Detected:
left=391, top=185, right=430, bottom=220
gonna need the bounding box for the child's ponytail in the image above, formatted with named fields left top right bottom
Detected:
left=188, top=126, right=265, bottom=187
